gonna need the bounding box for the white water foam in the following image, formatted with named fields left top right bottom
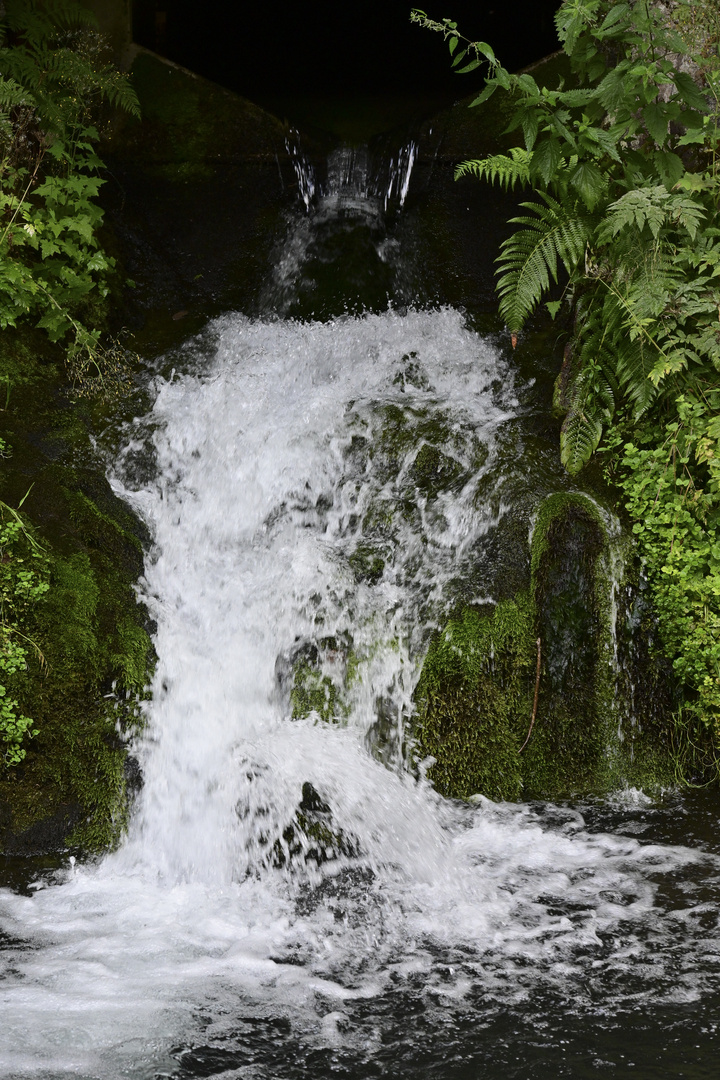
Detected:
left=0, top=309, right=717, bottom=1078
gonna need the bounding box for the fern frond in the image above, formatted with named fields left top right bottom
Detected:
left=599, top=185, right=707, bottom=243
left=600, top=285, right=658, bottom=415
left=3, top=0, right=94, bottom=39
left=455, top=148, right=532, bottom=189
left=496, top=192, right=592, bottom=333
left=559, top=367, right=604, bottom=474
left=0, top=76, right=28, bottom=112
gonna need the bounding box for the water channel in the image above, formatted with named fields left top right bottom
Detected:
left=1, top=126, right=720, bottom=1079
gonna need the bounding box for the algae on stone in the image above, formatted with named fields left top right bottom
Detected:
left=271, top=781, right=359, bottom=869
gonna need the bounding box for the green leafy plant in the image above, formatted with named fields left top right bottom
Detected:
left=413, top=1, right=720, bottom=742
left=0, top=493, right=50, bottom=766
left=0, top=0, right=139, bottom=392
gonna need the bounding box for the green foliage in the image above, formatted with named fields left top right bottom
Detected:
left=0, top=0, right=139, bottom=391
left=0, top=496, right=49, bottom=765
left=495, top=192, right=592, bottom=332
left=607, top=393, right=720, bottom=737
left=416, top=0, right=720, bottom=739
left=454, top=147, right=532, bottom=189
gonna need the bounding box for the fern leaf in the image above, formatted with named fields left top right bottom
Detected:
left=559, top=368, right=603, bottom=475
left=600, top=286, right=657, bottom=415
left=496, top=192, right=591, bottom=333
left=454, top=148, right=532, bottom=189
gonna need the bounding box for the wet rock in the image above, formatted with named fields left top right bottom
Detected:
left=272, top=782, right=359, bottom=869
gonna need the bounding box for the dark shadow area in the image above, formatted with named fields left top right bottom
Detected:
left=132, top=0, right=561, bottom=137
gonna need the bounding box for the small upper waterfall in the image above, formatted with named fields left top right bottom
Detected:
left=285, top=131, right=418, bottom=216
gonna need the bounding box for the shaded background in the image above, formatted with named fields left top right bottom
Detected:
left=131, top=1, right=561, bottom=132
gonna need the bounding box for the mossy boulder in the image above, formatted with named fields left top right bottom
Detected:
left=414, top=596, right=535, bottom=801
left=528, top=492, right=675, bottom=795
left=271, top=782, right=358, bottom=869
left=413, top=491, right=677, bottom=802
left=523, top=492, right=614, bottom=794
left=0, top=329, right=152, bottom=857
left=280, top=637, right=352, bottom=725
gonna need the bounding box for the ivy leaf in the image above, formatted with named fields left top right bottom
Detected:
left=521, top=112, right=539, bottom=150
left=475, top=42, right=496, bottom=63
left=470, top=83, right=497, bottom=107
left=596, top=67, right=630, bottom=113
left=676, top=126, right=709, bottom=147
left=530, top=137, right=561, bottom=185
left=598, top=2, right=631, bottom=33
left=558, top=88, right=595, bottom=108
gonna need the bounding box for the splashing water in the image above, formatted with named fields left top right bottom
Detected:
left=1, top=308, right=719, bottom=1079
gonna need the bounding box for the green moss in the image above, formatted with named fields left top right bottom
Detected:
left=2, top=527, right=152, bottom=851
left=67, top=489, right=143, bottom=569
left=410, top=443, right=465, bottom=496
left=0, top=328, right=153, bottom=854
left=349, top=544, right=385, bottom=585
left=414, top=596, right=535, bottom=801
left=271, top=782, right=358, bottom=868
left=291, top=660, right=340, bottom=723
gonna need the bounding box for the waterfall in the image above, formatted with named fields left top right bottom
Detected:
left=285, top=129, right=317, bottom=211
left=284, top=133, right=418, bottom=216
left=1, top=129, right=719, bottom=1080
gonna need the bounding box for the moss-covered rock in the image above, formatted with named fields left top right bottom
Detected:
left=523, top=492, right=615, bottom=795
left=283, top=637, right=351, bottom=725
left=271, top=782, right=358, bottom=869
left=527, top=492, right=675, bottom=796
left=413, top=491, right=677, bottom=802
left=0, top=328, right=153, bottom=856
left=414, top=596, right=535, bottom=801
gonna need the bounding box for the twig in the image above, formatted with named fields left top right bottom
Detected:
left=519, top=637, right=542, bottom=753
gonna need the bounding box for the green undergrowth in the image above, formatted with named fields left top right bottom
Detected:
left=0, top=0, right=139, bottom=392
left=414, top=0, right=720, bottom=748
left=606, top=400, right=720, bottom=759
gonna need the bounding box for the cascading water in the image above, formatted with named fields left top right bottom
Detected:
left=2, top=138, right=720, bottom=1080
